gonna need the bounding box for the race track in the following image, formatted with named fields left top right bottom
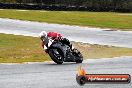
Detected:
left=0, top=56, right=132, bottom=88
left=0, top=18, right=132, bottom=88
left=0, top=18, right=132, bottom=48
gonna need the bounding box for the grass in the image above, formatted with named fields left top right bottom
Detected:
left=73, top=42, right=132, bottom=59
left=0, top=33, right=50, bottom=63
left=0, top=9, right=132, bottom=30
left=0, top=33, right=132, bottom=63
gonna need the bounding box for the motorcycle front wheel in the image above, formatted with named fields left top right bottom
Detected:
left=48, top=48, right=64, bottom=64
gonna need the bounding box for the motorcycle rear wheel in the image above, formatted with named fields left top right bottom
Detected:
left=72, top=49, right=83, bottom=63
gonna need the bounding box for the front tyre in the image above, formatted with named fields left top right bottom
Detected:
left=48, top=48, right=64, bottom=64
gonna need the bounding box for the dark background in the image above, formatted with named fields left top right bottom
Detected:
left=0, top=0, right=132, bottom=12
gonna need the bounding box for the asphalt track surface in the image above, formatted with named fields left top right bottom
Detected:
left=0, top=18, right=132, bottom=88
left=0, top=18, right=132, bottom=48
left=0, top=56, right=132, bottom=88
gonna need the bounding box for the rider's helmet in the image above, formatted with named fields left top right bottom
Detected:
left=39, top=31, right=47, bottom=40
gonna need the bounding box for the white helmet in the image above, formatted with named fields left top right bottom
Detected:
left=39, top=31, right=47, bottom=39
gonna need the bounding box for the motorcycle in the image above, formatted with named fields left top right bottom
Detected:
left=47, top=38, right=83, bottom=64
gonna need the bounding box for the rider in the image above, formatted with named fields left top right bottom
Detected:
left=39, top=31, right=73, bottom=53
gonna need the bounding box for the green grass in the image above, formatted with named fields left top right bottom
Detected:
left=73, top=43, right=132, bottom=59
left=0, top=33, right=132, bottom=63
left=0, top=33, right=50, bottom=63
left=0, top=9, right=132, bottom=30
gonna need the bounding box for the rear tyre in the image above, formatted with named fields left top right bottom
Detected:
left=72, top=49, right=83, bottom=63
left=48, top=48, right=64, bottom=64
